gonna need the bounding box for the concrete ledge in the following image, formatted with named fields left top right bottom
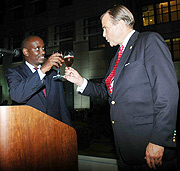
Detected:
left=78, top=155, right=118, bottom=171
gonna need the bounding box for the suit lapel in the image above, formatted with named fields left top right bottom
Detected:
left=43, top=70, right=55, bottom=97
left=44, top=75, right=49, bottom=97
left=19, top=63, right=33, bottom=78
left=113, top=31, right=139, bottom=94
left=21, top=63, right=46, bottom=102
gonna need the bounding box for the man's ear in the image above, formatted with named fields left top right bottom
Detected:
left=22, top=48, right=29, bottom=57
left=118, top=20, right=126, bottom=31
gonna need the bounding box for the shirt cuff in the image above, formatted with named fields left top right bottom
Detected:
left=77, top=78, right=88, bottom=93
left=38, top=69, right=46, bottom=80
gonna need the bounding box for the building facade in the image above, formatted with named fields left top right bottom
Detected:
left=0, top=0, right=180, bottom=111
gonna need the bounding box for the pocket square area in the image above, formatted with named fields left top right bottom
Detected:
left=125, top=63, right=130, bottom=66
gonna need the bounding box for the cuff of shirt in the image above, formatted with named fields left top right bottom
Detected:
left=38, top=69, right=46, bottom=80
left=77, top=78, right=88, bottom=93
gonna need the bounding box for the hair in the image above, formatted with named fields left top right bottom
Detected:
left=21, top=35, right=42, bottom=49
left=101, top=4, right=135, bottom=28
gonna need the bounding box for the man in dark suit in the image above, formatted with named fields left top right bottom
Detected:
left=64, top=4, right=179, bottom=171
left=6, top=36, right=71, bottom=126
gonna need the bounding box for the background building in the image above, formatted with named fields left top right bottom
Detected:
left=0, top=0, right=180, bottom=161
left=0, top=0, right=180, bottom=108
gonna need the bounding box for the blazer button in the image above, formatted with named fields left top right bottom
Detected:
left=112, top=120, right=115, bottom=125
left=111, top=101, right=115, bottom=105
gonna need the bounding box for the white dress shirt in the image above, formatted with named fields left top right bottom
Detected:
left=77, top=30, right=135, bottom=93
left=25, top=61, right=46, bottom=80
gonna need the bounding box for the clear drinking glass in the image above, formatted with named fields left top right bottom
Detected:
left=52, top=50, right=63, bottom=79
left=64, top=51, right=74, bottom=68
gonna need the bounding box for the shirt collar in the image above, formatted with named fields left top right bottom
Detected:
left=25, top=61, right=41, bottom=73
left=121, top=30, right=135, bottom=49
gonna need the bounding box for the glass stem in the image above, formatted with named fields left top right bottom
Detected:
left=57, top=68, right=60, bottom=75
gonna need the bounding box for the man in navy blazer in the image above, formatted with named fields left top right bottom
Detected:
left=6, top=36, right=71, bottom=126
left=64, top=4, right=179, bottom=171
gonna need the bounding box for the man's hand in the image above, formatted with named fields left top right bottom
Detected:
left=145, top=142, right=164, bottom=170
left=40, top=53, right=63, bottom=74
left=64, top=67, right=84, bottom=87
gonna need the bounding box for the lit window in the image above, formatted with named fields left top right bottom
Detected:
left=142, top=1, right=180, bottom=26
left=173, top=38, right=180, bottom=61
left=142, top=5, right=155, bottom=26
left=170, top=0, right=180, bottom=21
left=165, top=39, right=171, bottom=51
left=165, top=38, right=180, bottom=61
left=156, top=2, right=169, bottom=23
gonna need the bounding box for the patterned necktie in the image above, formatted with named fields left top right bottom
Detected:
left=34, top=67, right=46, bottom=97
left=105, top=45, right=124, bottom=95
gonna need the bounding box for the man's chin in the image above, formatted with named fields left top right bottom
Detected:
left=109, top=42, right=115, bottom=47
left=38, top=58, right=45, bottom=63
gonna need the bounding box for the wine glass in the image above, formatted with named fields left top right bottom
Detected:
left=52, top=50, right=63, bottom=79
left=64, top=51, right=74, bottom=68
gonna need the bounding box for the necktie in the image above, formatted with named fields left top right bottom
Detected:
left=105, top=45, right=124, bottom=95
left=34, top=67, right=46, bottom=97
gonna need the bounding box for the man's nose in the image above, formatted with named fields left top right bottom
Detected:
left=103, top=31, right=106, bottom=38
left=41, top=48, right=45, bottom=54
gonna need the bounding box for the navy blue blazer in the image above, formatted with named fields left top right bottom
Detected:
left=81, top=31, right=179, bottom=164
left=6, top=63, right=71, bottom=126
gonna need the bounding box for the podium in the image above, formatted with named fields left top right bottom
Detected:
left=0, top=106, right=78, bottom=171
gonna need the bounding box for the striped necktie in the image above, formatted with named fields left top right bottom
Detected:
left=105, top=45, right=124, bottom=95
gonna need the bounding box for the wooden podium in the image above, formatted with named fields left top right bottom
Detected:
left=0, top=105, right=78, bottom=171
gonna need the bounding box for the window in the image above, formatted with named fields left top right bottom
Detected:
left=142, top=5, right=155, bottom=26
left=142, top=0, right=180, bottom=26
left=165, top=39, right=171, bottom=51
left=173, top=38, right=180, bottom=61
left=156, top=2, right=169, bottom=23
left=60, top=40, right=73, bottom=52
left=13, top=6, right=24, bottom=20
left=84, top=17, right=105, bottom=50
left=30, top=29, right=47, bottom=45
left=9, top=0, right=24, bottom=20
left=30, top=0, right=46, bottom=14
left=165, top=38, right=180, bottom=61
left=54, top=23, right=74, bottom=51
left=170, top=0, right=180, bottom=21
left=9, top=0, right=23, bottom=8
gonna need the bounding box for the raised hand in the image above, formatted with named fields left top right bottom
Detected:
left=40, top=52, right=63, bottom=74
left=64, top=67, right=84, bottom=87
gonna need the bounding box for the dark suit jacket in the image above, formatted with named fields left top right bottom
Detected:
left=81, top=31, right=179, bottom=165
left=6, top=63, right=71, bottom=126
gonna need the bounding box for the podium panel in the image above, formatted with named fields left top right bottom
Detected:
left=0, top=106, right=78, bottom=171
